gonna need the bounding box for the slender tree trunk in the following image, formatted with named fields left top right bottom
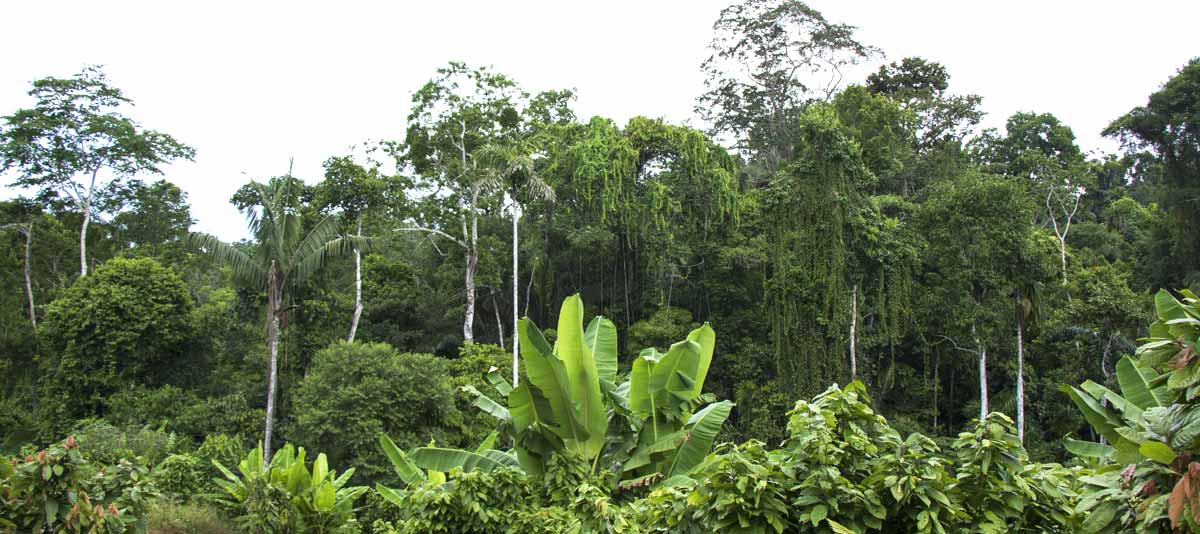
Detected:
left=849, top=284, right=858, bottom=381
left=511, top=199, right=520, bottom=386
left=974, top=322, right=988, bottom=421
left=1016, top=296, right=1026, bottom=442
left=263, top=309, right=281, bottom=469
left=79, top=203, right=90, bottom=277
left=23, top=222, right=36, bottom=330
left=464, top=248, right=476, bottom=343
left=347, top=220, right=363, bottom=343
left=493, top=292, right=505, bottom=350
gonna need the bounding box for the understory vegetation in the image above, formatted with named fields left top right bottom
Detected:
left=3, top=0, right=1200, bottom=531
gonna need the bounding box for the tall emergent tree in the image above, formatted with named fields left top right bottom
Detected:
left=395, top=62, right=525, bottom=344
left=188, top=178, right=366, bottom=466
left=0, top=65, right=194, bottom=277
left=699, top=0, right=878, bottom=170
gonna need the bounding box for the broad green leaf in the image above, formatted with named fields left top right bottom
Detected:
left=554, top=294, right=607, bottom=459
left=1117, top=356, right=1162, bottom=410
left=685, top=323, right=716, bottom=397
left=409, top=446, right=513, bottom=474
left=519, top=316, right=587, bottom=444
left=462, top=385, right=511, bottom=423
left=375, top=484, right=406, bottom=507
left=1063, top=437, right=1114, bottom=459
left=1156, top=289, right=1187, bottom=321
left=485, top=367, right=513, bottom=397
left=666, top=400, right=733, bottom=478
left=312, top=453, right=329, bottom=484
left=1139, top=441, right=1177, bottom=465
left=1061, top=385, right=1121, bottom=444
left=379, top=434, right=424, bottom=486
left=585, top=316, right=618, bottom=384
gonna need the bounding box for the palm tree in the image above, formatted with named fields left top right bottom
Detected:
left=476, top=143, right=554, bottom=386
left=189, top=177, right=366, bottom=467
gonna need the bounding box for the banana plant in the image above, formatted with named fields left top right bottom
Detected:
left=212, top=443, right=367, bottom=533
left=1065, top=289, right=1200, bottom=532
left=393, top=294, right=732, bottom=488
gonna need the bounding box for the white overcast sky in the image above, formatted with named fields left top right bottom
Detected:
left=1, top=1, right=1196, bottom=241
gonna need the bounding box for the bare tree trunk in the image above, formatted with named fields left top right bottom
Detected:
left=263, top=310, right=280, bottom=469
left=511, top=199, right=520, bottom=386
left=464, top=248, right=476, bottom=343
left=974, top=322, right=988, bottom=421
left=79, top=203, right=90, bottom=277
left=849, top=284, right=858, bottom=381
left=493, top=292, right=505, bottom=350
left=23, top=222, right=36, bottom=330
left=347, top=220, right=363, bottom=343
left=1016, top=296, right=1026, bottom=442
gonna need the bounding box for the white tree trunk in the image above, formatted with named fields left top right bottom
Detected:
left=974, top=323, right=988, bottom=421
left=463, top=204, right=479, bottom=344
left=512, top=199, right=520, bottom=386
left=849, top=284, right=858, bottom=381
left=23, top=223, right=36, bottom=330
left=263, top=311, right=280, bottom=469
left=79, top=204, right=90, bottom=277
left=1016, top=300, right=1026, bottom=442
left=347, top=220, right=363, bottom=343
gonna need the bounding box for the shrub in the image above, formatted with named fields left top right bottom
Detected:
left=288, top=341, right=460, bottom=482
left=0, top=435, right=155, bottom=533
left=37, top=258, right=195, bottom=435
left=154, top=454, right=206, bottom=499
left=73, top=420, right=186, bottom=466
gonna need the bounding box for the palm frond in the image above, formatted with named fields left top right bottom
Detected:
left=291, top=235, right=359, bottom=285
left=186, top=232, right=266, bottom=287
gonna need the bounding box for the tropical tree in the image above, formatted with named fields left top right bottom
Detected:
left=188, top=177, right=366, bottom=466
left=393, top=62, right=526, bottom=344
left=475, top=142, right=555, bottom=386
left=0, top=65, right=194, bottom=277
left=314, top=155, right=388, bottom=342
left=699, top=0, right=879, bottom=169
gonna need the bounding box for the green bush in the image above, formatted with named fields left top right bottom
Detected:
left=288, top=341, right=461, bottom=483
left=73, top=420, right=186, bottom=466
left=37, top=258, right=195, bottom=436
left=0, top=436, right=155, bottom=533
left=154, top=454, right=205, bottom=499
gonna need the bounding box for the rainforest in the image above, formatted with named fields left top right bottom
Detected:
left=2, top=0, right=1200, bottom=532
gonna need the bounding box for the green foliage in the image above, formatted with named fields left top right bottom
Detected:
left=211, top=443, right=367, bottom=534
left=0, top=436, right=155, bottom=533
left=38, top=257, right=194, bottom=433
left=144, top=501, right=235, bottom=534
left=288, top=341, right=461, bottom=482
left=72, top=420, right=184, bottom=467
left=1066, top=289, right=1200, bottom=532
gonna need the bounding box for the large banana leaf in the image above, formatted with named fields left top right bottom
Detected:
left=1117, top=356, right=1164, bottom=410
left=552, top=294, right=607, bottom=459
left=519, top=317, right=586, bottom=443
left=1061, top=384, right=1122, bottom=444
left=1063, top=437, right=1115, bottom=459
left=508, top=383, right=558, bottom=476
left=409, top=447, right=517, bottom=473
left=666, top=400, right=733, bottom=477
left=586, top=316, right=619, bottom=385
left=686, top=324, right=716, bottom=398
left=379, top=434, right=424, bottom=486
left=462, top=385, right=511, bottom=423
